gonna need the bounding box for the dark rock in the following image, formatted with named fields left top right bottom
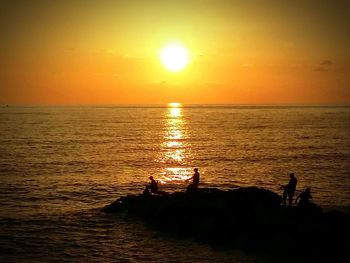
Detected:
left=103, top=187, right=349, bottom=262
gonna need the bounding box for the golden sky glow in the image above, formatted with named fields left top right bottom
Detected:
left=0, top=0, right=349, bottom=105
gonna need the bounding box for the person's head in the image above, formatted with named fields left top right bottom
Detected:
left=194, top=168, right=198, bottom=172
left=290, top=173, right=295, bottom=178
left=149, top=176, right=153, bottom=180
left=305, top=187, right=311, bottom=193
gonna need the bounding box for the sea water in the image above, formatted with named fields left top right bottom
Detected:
left=0, top=105, right=349, bottom=262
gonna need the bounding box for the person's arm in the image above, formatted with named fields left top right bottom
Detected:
left=185, top=175, right=193, bottom=182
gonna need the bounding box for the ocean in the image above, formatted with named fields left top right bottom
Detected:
left=0, top=105, right=349, bottom=262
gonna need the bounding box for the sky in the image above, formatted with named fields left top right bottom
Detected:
left=0, top=0, right=349, bottom=105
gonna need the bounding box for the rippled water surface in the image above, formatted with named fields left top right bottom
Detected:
left=0, top=105, right=349, bottom=262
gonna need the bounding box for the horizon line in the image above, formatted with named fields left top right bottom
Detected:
left=1, top=103, right=349, bottom=108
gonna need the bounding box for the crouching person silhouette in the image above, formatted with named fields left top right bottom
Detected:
left=143, top=176, right=167, bottom=195
left=295, top=187, right=312, bottom=208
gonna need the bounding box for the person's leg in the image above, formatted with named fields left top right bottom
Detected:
left=283, top=190, right=287, bottom=205
left=186, top=184, right=193, bottom=193
left=288, top=193, right=294, bottom=206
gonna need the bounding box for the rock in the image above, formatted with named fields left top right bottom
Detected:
left=103, top=187, right=349, bottom=262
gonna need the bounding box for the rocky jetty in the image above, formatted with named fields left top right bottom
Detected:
left=103, top=187, right=349, bottom=262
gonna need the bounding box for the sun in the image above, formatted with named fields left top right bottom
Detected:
left=160, top=43, right=189, bottom=72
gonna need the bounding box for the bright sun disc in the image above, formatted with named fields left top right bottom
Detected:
left=160, top=43, right=189, bottom=72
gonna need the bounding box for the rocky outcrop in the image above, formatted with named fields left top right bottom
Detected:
left=103, top=187, right=349, bottom=262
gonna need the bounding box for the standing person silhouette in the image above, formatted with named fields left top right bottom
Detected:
left=281, top=173, right=298, bottom=206
left=186, top=168, right=200, bottom=193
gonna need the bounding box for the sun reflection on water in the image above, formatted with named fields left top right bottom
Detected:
left=156, top=103, right=192, bottom=185
left=169, top=107, right=181, bottom=118
left=168, top=102, right=182, bottom=108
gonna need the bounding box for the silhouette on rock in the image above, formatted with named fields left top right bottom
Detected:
left=103, top=186, right=349, bottom=262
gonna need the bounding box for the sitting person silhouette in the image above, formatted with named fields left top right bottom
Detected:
left=185, top=168, right=200, bottom=193
left=147, top=176, right=159, bottom=194
left=143, top=176, right=167, bottom=195
left=281, top=173, right=298, bottom=206
left=295, top=187, right=312, bottom=207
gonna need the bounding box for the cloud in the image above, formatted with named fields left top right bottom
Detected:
left=314, top=67, right=328, bottom=72
left=151, top=80, right=167, bottom=85
left=320, top=60, right=333, bottom=66
left=314, top=60, right=334, bottom=72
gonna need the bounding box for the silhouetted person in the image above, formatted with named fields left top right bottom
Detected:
left=186, top=168, right=200, bottom=193
left=281, top=173, right=297, bottom=206
left=295, top=187, right=312, bottom=207
left=147, top=176, right=159, bottom=194
left=143, top=176, right=168, bottom=195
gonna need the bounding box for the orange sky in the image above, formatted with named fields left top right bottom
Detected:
left=1, top=0, right=349, bottom=105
